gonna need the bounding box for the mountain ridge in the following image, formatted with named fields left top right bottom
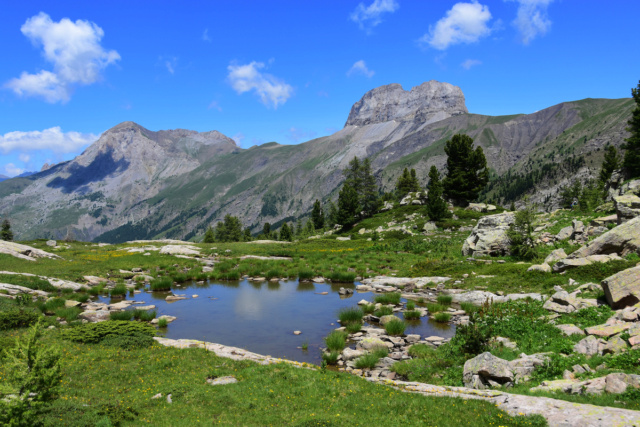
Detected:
left=0, top=81, right=633, bottom=242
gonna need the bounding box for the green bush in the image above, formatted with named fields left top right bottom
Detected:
left=61, top=321, right=156, bottom=344
left=100, top=332, right=155, bottom=350
left=530, top=353, right=586, bottom=383
left=374, top=292, right=401, bottom=305
left=385, top=319, right=406, bottom=336
left=325, top=330, right=348, bottom=352
left=0, top=308, right=41, bottom=330
left=150, top=277, right=172, bottom=291
left=338, top=307, right=363, bottom=324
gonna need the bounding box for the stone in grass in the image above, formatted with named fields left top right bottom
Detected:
left=206, top=376, right=238, bottom=386
left=527, top=263, right=551, bottom=273
left=584, top=323, right=630, bottom=338
left=555, top=324, right=585, bottom=337
left=573, top=335, right=603, bottom=356
left=602, top=336, right=629, bottom=355
left=463, top=352, right=514, bottom=389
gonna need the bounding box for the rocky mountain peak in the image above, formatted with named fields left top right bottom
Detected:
left=345, top=80, right=467, bottom=127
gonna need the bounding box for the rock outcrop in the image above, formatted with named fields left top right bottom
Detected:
left=601, top=265, right=640, bottom=308
left=344, top=81, right=467, bottom=127
left=461, top=212, right=515, bottom=257
left=614, top=194, right=640, bottom=224
left=565, top=215, right=640, bottom=259
left=0, top=241, right=60, bottom=261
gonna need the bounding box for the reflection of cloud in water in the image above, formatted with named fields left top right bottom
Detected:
left=234, top=289, right=264, bottom=320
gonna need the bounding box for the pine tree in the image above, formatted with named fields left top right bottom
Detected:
left=623, top=80, right=640, bottom=178
left=1, top=219, right=13, bottom=241
left=311, top=199, right=324, bottom=229
left=395, top=168, right=420, bottom=199
left=442, top=134, right=489, bottom=206
left=425, top=166, right=450, bottom=221
left=202, top=226, right=215, bottom=243
left=214, top=215, right=243, bottom=242
left=337, top=183, right=359, bottom=226
left=279, top=222, right=292, bottom=241
left=327, top=201, right=338, bottom=227
left=304, top=219, right=315, bottom=236
left=409, top=169, right=420, bottom=192
left=360, top=158, right=380, bottom=217
left=262, top=222, right=271, bottom=239
left=243, top=227, right=252, bottom=241
left=599, top=145, right=621, bottom=184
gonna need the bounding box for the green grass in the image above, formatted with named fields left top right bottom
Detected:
left=426, top=303, right=446, bottom=313
left=354, top=348, right=389, bottom=369
left=362, top=303, right=375, bottom=314
left=321, top=351, right=339, bottom=365
left=327, top=271, right=356, bottom=283
left=406, top=300, right=416, bottom=310
left=403, top=310, right=421, bottom=320
left=374, top=306, right=393, bottom=317
left=385, top=319, right=406, bottom=336
left=133, top=309, right=157, bottom=322
left=110, top=310, right=134, bottom=321
left=157, top=318, right=168, bottom=328
left=436, top=295, right=453, bottom=305
left=109, top=284, right=127, bottom=297
left=460, top=302, right=478, bottom=314
left=433, top=312, right=451, bottom=323
left=345, top=322, right=362, bottom=334
left=338, top=307, right=363, bottom=325
left=150, top=277, right=173, bottom=291
left=325, top=330, right=348, bottom=352
left=374, top=292, right=401, bottom=305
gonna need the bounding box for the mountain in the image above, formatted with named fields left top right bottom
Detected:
left=0, top=81, right=633, bottom=242
left=0, top=175, right=8, bottom=182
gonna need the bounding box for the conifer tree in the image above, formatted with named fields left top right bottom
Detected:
left=262, top=222, right=271, bottom=239
left=337, top=184, right=359, bottom=226
left=311, top=199, right=324, bottom=229
left=360, top=158, right=380, bottom=217
left=279, top=222, right=292, bottom=241
left=599, top=145, right=621, bottom=184
left=202, top=226, right=215, bottom=243
left=214, top=215, right=243, bottom=242
left=443, top=134, right=488, bottom=206
left=1, top=219, right=14, bottom=241
left=395, top=168, right=420, bottom=199
left=623, top=80, right=640, bottom=178
left=425, top=166, right=450, bottom=221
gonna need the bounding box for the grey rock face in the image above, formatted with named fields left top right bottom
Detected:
left=614, top=194, right=640, bottom=224
left=345, top=81, right=467, bottom=127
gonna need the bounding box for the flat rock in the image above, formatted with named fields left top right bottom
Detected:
left=585, top=323, right=630, bottom=338
left=159, top=245, right=201, bottom=256
left=0, top=241, right=61, bottom=261
left=602, top=265, right=640, bottom=308
left=527, top=263, right=551, bottom=273
left=544, top=248, right=567, bottom=265
left=206, top=376, right=238, bottom=386
left=555, top=324, right=585, bottom=336
left=568, top=215, right=640, bottom=258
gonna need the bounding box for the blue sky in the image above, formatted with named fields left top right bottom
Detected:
left=1, top=0, right=638, bottom=177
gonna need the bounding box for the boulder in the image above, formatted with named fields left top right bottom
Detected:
left=591, top=214, right=618, bottom=227
left=379, top=315, right=401, bottom=325
left=556, top=226, right=573, bottom=241
left=159, top=245, right=200, bottom=256
left=423, top=222, right=437, bottom=232
left=573, top=335, right=602, bottom=356
left=555, top=324, right=585, bottom=336
left=463, top=352, right=514, bottom=389
left=614, top=194, right=640, bottom=224
left=357, top=337, right=389, bottom=351
left=461, top=212, right=515, bottom=257
left=342, top=348, right=365, bottom=361
left=601, top=266, right=640, bottom=308
left=509, top=353, right=548, bottom=383
left=0, top=241, right=61, bottom=262
left=78, top=310, right=110, bottom=322
left=584, top=323, right=630, bottom=338
left=46, top=240, right=57, bottom=247
left=567, top=216, right=640, bottom=259
left=527, top=263, right=551, bottom=273
left=544, top=248, right=567, bottom=265
left=552, top=257, right=592, bottom=273
left=602, top=336, right=628, bottom=355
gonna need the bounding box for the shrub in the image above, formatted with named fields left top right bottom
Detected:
left=338, top=307, right=363, bottom=324
left=0, top=320, right=62, bottom=426
left=0, top=308, right=41, bottom=330
left=403, top=310, right=421, bottom=320
left=60, top=321, right=156, bottom=344
left=436, top=295, right=452, bottom=305
left=345, top=322, right=362, bottom=334
left=150, top=277, right=172, bottom=291
left=433, top=312, right=451, bottom=323
left=385, top=319, right=406, bottom=336
left=325, top=330, right=348, bottom=352
left=110, top=310, right=134, bottom=321
left=374, top=292, right=401, bottom=305
left=374, top=306, right=393, bottom=317
left=100, top=332, right=155, bottom=350
left=110, top=284, right=127, bottom=297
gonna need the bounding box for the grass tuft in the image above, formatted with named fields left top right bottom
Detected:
left=325, top=330, right=348, bottom=352
left=385, top=319, right=406, bottom=336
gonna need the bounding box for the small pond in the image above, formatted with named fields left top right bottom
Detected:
left=101, top=279, right=455, bottom=364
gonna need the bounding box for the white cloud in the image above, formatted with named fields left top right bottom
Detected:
left=227, top=61, right=293, bottom=108
left=4, top=163, right=25, bottom=177
left=202, top=28, right=211, bottom=42
left=0, top=127, right=98, bottom=155
left=5, top=12, right=120, bottom=103
left=162, top=56, right=178, bottom=74
left=208, top=100, right=222, bottom=111
left=347, top=60, right=375, bottom=78
left=350, top=0, right=399, bottom=33
left=420, top=2, right=492, bottom=50
left=18, top=154, right=31, bottom=163
left=510, top=0, right=554, bottom=44
left=232, top=132, right=245, bottom=146
left=461, top=59, right=482, bottom=69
